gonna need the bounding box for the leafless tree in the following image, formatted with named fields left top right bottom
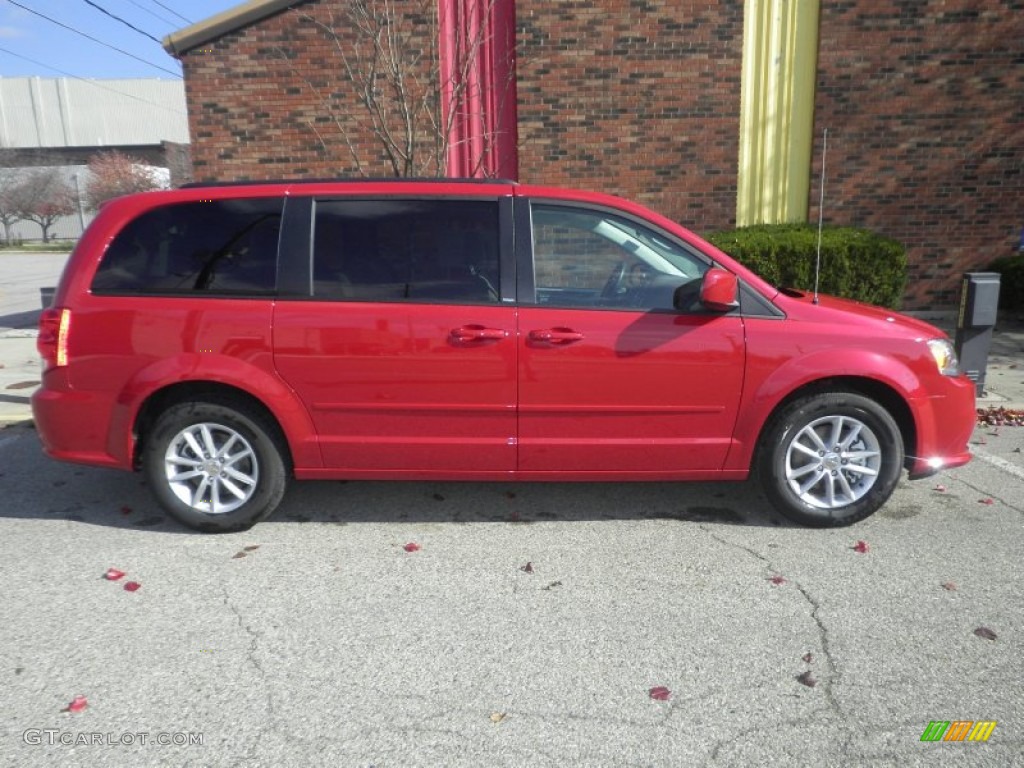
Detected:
left=285, top=0, right=515, bottom=178
left=10, top=168, right=76, bottom=243
left=0, top=169, right=24, bottom=245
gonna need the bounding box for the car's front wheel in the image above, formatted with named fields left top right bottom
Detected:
left=758, top=392, right=904, bottom=527
left=143, top=400, right=287, bottom=532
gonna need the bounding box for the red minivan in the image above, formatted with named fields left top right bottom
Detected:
left=32, top=180, right=976, bottom=532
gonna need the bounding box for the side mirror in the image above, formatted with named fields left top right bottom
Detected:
left=699, top=268, right=739, bottom=312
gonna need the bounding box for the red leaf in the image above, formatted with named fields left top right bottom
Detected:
left=104, top=568, right=125, bottom=581
left=802, top=652, right=814, bottom=664
left=63, top=695, right=88, bottom=713
left=941, top=581, right=958, bottom=591
left=853, top=540, right=870, bottom=553
left=796, top=671, right=817, bottom=688
left=973, top=626, right=997, bottom=641
left=769, top=574, right=787, bottom=585
left=123, top=581, right=141, bottom=592
left=509, top=511, right=521, bottom=522
left=403, top=542, right=421, bottom=553
left=648, top=686, right=671, bottom=701
left=520, top=562, right=534, bottom=574
left=933, top=484, right=947, bottom=493
left=120, top=506, right=132, bottom=515
left=979, top=498, right=995, bottom=505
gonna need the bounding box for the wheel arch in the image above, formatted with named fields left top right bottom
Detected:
left=132, top=381, right=295, bottom=472
left=753, top=376, right=917, bottom=470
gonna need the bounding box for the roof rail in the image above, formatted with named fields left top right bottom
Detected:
left=180, top=177, right=519, bottom=189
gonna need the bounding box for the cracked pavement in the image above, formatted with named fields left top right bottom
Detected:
left=0, top=421, right=1021, bottom=767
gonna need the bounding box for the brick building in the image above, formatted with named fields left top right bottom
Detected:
left=163, top=0, right=1023, bottom=309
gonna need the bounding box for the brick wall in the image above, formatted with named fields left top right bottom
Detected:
left=515, top=0, right=744, bottom=233
left=180, top=0, right=439, bottom=181
left=813, top=0, right=1024, bottom=308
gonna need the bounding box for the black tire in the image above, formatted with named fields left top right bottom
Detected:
left=757, top=392, right=903, bottom=527
left=143, top=399, right=288, bottom=532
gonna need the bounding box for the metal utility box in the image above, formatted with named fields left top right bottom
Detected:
left=955, top=272, right=1001, bottom=396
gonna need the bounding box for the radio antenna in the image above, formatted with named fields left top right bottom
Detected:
left=813, top=128, right=828, bottom=305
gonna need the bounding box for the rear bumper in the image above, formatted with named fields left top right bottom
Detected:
left=906, top=374, right=976, bottom=479
left=31, top=384, right=129, bottom=470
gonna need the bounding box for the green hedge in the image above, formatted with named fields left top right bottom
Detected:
left=706, top=224, right=908, bottom=309
left=986, top=255, right=1024, bottom=311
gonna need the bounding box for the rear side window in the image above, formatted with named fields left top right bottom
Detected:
left=313, top=200, right=500, bottom=303
left=92, top=198, right=282, bottom=295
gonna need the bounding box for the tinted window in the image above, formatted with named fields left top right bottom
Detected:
left=92, top=199, right=282, bottom=295
left=313, top=200, right=500, bottom=303
left=531, top=205, right=709, bottom=311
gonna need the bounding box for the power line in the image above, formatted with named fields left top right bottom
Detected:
left=0, top=44, right=187, bottom=114
left=4, top=0, right=180, bottom=77
left=120, top=0, right=178, bottom=28
left=82, top=0, right=161, bottom=44
left=149, top=0, right=192, bottom=26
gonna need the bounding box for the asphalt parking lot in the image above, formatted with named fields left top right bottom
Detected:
left=1, top=251, right=1022, bottom=766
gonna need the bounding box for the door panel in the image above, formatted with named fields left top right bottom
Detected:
left=274, top=302, right=516, bottom=471
left=518, top=308, right=744, bottom=472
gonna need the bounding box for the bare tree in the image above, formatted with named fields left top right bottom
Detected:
left=0, top=169, right=24, bottom=245
left=285, top=0, right=516, bottom=178
left=84, top=150, right=163, bottom=209
left=10, top=168, right=76, bottom=243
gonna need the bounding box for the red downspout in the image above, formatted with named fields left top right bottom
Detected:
left=438, top=0, right=518, bottom=179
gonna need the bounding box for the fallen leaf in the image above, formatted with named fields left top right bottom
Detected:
left=232, top=551, right=247, bottom=559
left=649, top=686, right=671, bottom=701
left=123, top=581, right=141, bottom=592
left=934, top=484, right=947, bottom=493
left=978, top=498, right=995, bottom=506
left=542, top=580, right=562, bottom=591
left=769, top=574, right=787, bottom=585
left=520, top=562, right=534, bottom=574
left=120, top=506, right=132, bottom=515
left=853, top=540, right=870, bottom=554
left=244, top=545, right=260, bottom=552
left=63, top=695, right=88, bottom=713
left=796, top=670, right=817, bottom=688
left=490, top=712, right=507, bottom=723
left=432, top=493, right=445, bottom=502
left=802, top=652, right=814, bottom=664
left=403, top=542, right=421, bottom=553
left=509, top=511, right=521, bottom=522
left=505, top=491, right=517, bottom=499
left=973, top=626, right=997, bottom=641
left=103, top=568, right=125, bottom=581
left=941, top=582, right=957, bottom=591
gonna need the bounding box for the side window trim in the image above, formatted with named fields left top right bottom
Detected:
left=277, top=195, right=313, bottom=297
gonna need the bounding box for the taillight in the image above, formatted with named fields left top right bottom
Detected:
left=38, top=308, right=71, bottom=369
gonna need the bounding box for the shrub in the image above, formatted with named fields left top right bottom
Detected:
left=706, top=224, right=908, bottom=309
left=986, top=254, right=1024, bottom=311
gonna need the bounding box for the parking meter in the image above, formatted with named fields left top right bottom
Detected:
left=954, top=272, right=1001, bottom=396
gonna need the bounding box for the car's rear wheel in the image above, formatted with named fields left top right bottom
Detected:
left=143, top=400, right=287, bottom=532
left=758, top=392, right=903, bottom=527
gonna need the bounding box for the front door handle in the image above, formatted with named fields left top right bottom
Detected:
left=450, top=325, right=509, bottom=343
left=528, top=328, right=585, bottom=345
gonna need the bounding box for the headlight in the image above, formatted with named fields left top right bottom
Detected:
left=926, top=338, right=959, bottom=376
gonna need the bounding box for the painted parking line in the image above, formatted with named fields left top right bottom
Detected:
left=971, top=445, right=1024, bottom=482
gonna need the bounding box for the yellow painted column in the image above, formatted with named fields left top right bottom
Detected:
left=736, top=0, right=821, bottom=226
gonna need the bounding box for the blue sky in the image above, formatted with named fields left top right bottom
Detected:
left=0, top=0, right=243, bottom=81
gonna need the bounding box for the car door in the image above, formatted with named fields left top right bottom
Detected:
left=273, top=195, right=517, bottom=475
left=516, top=200, right=746, bottom=476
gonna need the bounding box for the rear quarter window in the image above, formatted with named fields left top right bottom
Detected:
left=91, top=198, right=282, bottom=296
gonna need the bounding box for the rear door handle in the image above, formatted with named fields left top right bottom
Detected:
left=528, top=328, right=585, bottom=345
left=450, top=325, right=509, bottom=343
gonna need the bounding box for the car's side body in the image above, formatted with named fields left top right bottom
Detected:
left=32, top=180, right=976, bottom=530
